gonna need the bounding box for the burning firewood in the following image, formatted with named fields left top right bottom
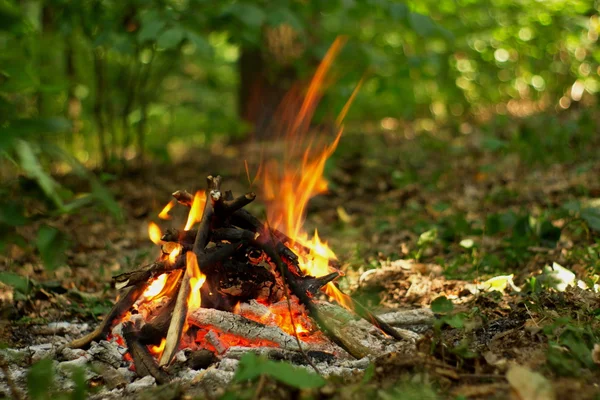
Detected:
left=122, top=322, right=171, bottom=384
left=67, top=282, right=148, bottom=349
left=68, top=175, right=416, bottom=380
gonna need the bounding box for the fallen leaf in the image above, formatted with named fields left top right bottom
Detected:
left=506, top=364, right=555, bottom=400
left=592, top=344, right=600, bottom=365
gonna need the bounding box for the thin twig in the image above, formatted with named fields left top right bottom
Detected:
left=264, top=217, right=320, bottom=375
left=252, top=374, right=267, bottom=400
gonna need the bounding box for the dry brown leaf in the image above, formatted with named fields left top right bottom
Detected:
left=592, top=344, right=600, bottom=365
left=506, top=364, right=555, bottom=400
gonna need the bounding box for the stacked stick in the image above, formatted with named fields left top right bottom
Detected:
left=67, top=175, right=407, bottom=382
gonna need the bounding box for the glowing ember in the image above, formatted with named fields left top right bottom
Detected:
left=149, top=338, right=166, bottom=358
left=148, top=221, right=162, bottom=244
left=158, top=200, right=175, bottom=220
left=185, top=191, right=206, bottom=231
left=186, top=251, right=206, bottom=310
left=142, top=273, right=168, bottom=300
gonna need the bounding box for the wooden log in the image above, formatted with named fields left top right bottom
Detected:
left=158, top=271, right=191, bottom=367
left=122, top=322, right=171, bottom=385
left=67, top=282, right=148, bottom=349
left=188, top=308, right=312, bottom=352
left=310, top=301, right=391, bottom=359
left=350, top=298, right=412, bottom=342
left=223, top=346, right=336, bottom=365
left=376, top=309, right=435, bottom=326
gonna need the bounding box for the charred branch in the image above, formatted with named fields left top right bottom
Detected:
left=172, top=190, right=194, bottom=206
left=295, top=272, right=340, bottom=296
left=122, top=322, right=171, bottom=384
left=68, top=282, right=148, bottom=349
left=215, top=192, right=257, bottom=217
left=112, top=258, right=183, bottom=290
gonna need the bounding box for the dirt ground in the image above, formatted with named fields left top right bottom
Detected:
left=1, top=129, right=600, bottom=399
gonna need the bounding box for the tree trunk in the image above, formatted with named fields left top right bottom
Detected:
left=238, top=47, right=299, bottom=139
left=93, top=48, right=109, bottom=167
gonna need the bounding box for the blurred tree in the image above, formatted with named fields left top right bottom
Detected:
left=0, top=0, right=597, bottom=164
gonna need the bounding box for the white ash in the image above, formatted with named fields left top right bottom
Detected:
left=0, top=308, right=424, bottom=399
left=88, top=340, right=126, bottom=368
left=31, top=322, right=90, bottom=338
left=217, top=358, right=240, bottom=372
left=126, top=375, right=156, bottom=392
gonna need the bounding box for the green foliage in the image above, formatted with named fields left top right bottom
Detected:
left=27, top=358, right=55, bottom=400
left=544, top=318, right=600, bottom=376
left=36, top=225, right=70, bottom=271
left=233, top=352, right=326, bottom=389
left=0, top=271, right=31, bottom=296
left=431, top=296, right=468, bottom=330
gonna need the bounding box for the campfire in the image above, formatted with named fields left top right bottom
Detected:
left=65, top=38, right=429, bottom=387
left=67, top=173, right=414, bottom=383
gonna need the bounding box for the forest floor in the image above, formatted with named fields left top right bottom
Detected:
left=2, top=118, right=600, bottom=399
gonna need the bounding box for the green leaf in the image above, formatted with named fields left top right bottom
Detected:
left=157, top=27, right=185, bottom=49
left=539, top=220, right=561, bottom=247
left=91, top=181, right=123, bottom=222
left=581, top=208, right=600, bottom=232
left=417, top=228, right=437, bottom=247
left=234, top=353, right=326, bottom=389
left=408, top=12, right=436, bottom=37
left=138, top=11, right=166, bottom=42
left=27, top=358, right=55, bottom=400
left=42, top=143, right=123, bottom=221
left=389, top=3, right=408, bottom=21
left=444, top=314, right=465, bottom=329
left=0, top=271, right=30, bottom=294
left=186, top=31, right=212, bottom=57
left=0, top=201, right=28, bottom=226
left=0, top=118, right=71, bottom=152
left=431, top=296, right=454, bottom=313
left=228, top=3, right=266, bottom=29
left=13, top=140, right=65, bottom=209
left=36, top=225, right=70, bottom=271
left=70, top=366, right=87, bottom=400
left=267, top=8, right=304, bottom=31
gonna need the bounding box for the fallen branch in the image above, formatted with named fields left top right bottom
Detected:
left=376, top=308, right=435, bottom=326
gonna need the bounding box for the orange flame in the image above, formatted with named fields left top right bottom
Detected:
left=158, top=200, right=175, bottom=220
left=149, top=338, right=166, bottom=358
left=142, top=273, right=168, bottom=300
left=148, top=221, right=162, bottom=244
left=168, top=243, right=182, bottom=264
left=184, top=191, right=206, bottom=231
left=257, top=37, right=360, bottom=310
left=186, top=251, right=206, bottom=310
